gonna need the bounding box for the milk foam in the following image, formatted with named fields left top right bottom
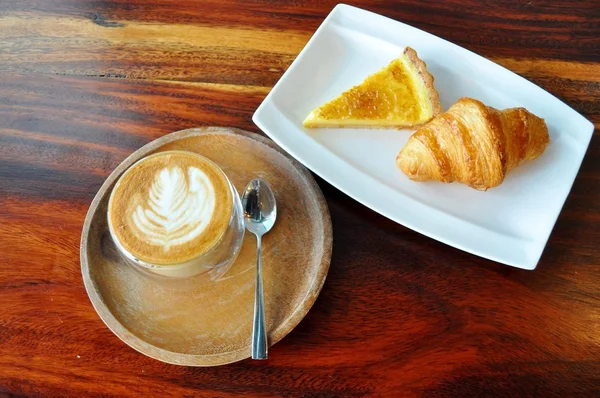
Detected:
left=130, top=166, right=217, bottom=251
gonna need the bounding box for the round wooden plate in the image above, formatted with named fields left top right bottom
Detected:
left=80, top=127, right=332, bottom=366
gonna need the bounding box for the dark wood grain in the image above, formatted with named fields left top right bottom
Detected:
left=1, top=0, right=599, bottom=396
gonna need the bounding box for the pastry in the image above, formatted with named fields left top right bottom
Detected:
left=396, top=97, right=550, bottom=190
left=303, top=47, right=442, bottom=129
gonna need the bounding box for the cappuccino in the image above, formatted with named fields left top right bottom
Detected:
left=108, top=151, right=235, bottom=268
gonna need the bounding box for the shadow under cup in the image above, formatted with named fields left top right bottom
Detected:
left=107, top=153, right=245, bottom=279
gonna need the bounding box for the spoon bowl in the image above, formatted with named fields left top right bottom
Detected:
left=242, top=178, right=277, bottom=236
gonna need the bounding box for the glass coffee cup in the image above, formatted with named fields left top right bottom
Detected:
left=107, top=150, right=244, bottom=278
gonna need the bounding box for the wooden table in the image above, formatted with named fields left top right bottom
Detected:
left=1, top=1, right=599, bottom=396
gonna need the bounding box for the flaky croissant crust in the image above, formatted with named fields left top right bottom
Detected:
left=396, top=97, right=550, bottom=190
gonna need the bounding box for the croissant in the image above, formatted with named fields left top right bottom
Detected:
left=396, top=97, right=550, bottom=190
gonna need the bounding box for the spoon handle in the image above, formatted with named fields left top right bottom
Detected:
left=252, top=235, right=268, bottom=360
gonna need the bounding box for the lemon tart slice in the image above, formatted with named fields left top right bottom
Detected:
left=303, top=47, right=442, bottom=129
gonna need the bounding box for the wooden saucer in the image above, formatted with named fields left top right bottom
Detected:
left=80, top=127, right=332, bottom=366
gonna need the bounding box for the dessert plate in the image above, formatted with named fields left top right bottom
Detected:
left=252, top=4, right=594, bottom=270
left=80, top=127, right=332, bottom=366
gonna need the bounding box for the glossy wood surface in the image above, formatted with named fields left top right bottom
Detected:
left=1, top=0, right=599, bottom=396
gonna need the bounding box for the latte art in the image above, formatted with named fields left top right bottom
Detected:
left=131, top=166, right=216, bottom=251
left=108, top=151, right=234, bottom=266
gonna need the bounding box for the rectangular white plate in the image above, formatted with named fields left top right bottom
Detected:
left=252, top=3, right=594, bottom=270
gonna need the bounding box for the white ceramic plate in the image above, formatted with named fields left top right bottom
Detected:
left=252, top=3, right=594, bottom=270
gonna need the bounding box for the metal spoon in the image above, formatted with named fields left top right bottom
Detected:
left=241, top=178, right=277, bottom=360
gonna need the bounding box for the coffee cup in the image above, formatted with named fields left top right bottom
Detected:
left=107, top=150, right=244, bottom=278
